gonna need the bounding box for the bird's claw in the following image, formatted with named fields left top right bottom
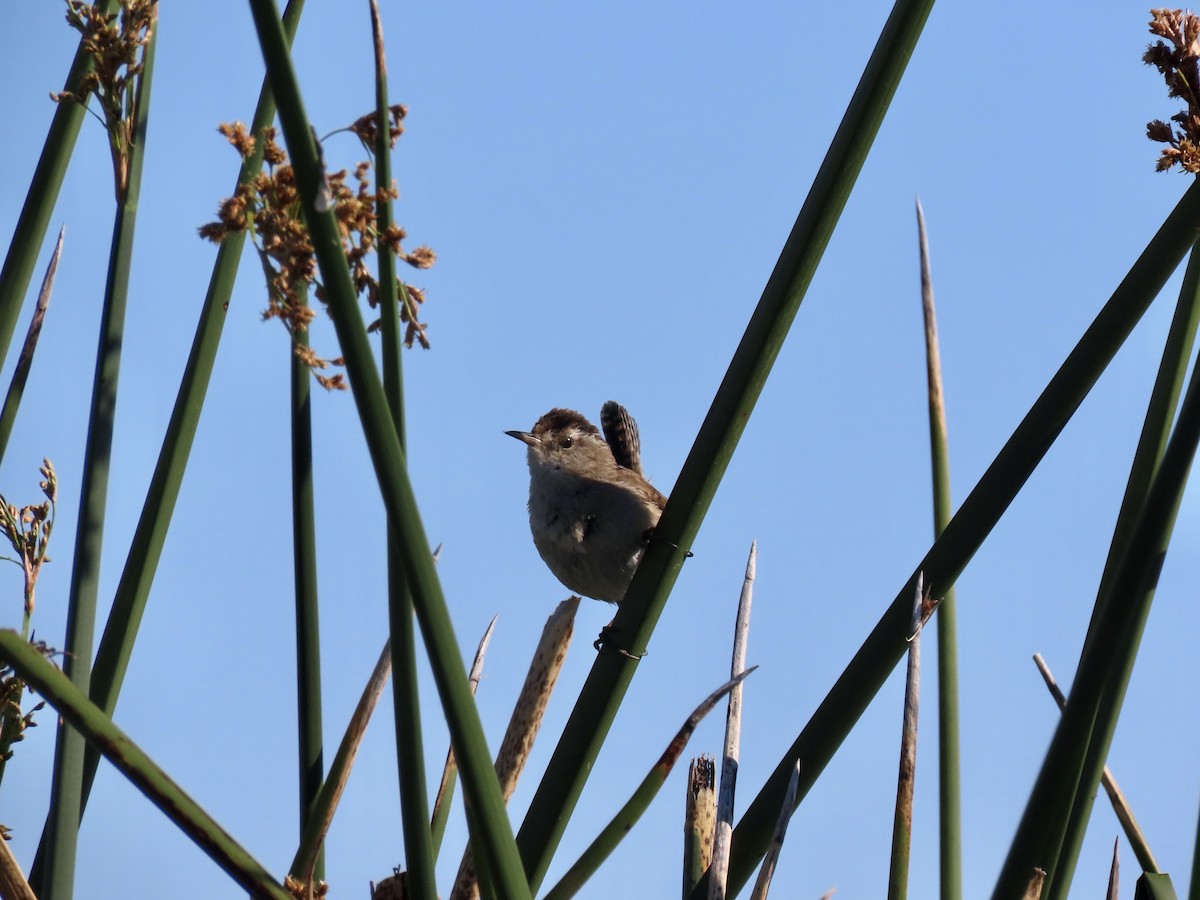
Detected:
left=594, top=624, right=646, bottom=659
left=641, top=526, right=694, bottom=558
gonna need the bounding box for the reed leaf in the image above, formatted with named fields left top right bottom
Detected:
left=290, top=288, right=324, bottom=881
left=915, top=197, right=961, bottom=900
left=246, top=3, right=528, bottom=896
left=366, top=2, right=437, bottom=895
left=708, top=178, right=1200, bottom=900
left=747, top=759, right=800, bottom=900
left=991, top=283, right=1200, bottom=896
left=1191, top=806, right=1200, bottom=900
left=1046, top=240, right=1200, bottom=898
left=43, top=12, right=157, bottom=894
left=26, top=4, right=309, bottom=888
left=431, top=614, right=496, bottom=857
left=0, top=226, right=63, bottom=466
left=291, top=639, right=392, bottom=886
left=540, top=671, right=754, bottom=900
left=0, top=631, right=293, bottom=900
left=1136, top=873, right=1180, bottom=900
left=887, top=577, right=926, bottom=900
left=1032, top=653, right=1159, bottom=874
left=517, top=0, right=937, bottom=887
left=0, top=0, right=119, bottom=368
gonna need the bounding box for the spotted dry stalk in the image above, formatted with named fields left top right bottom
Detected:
left=450, top=598, right=578, bottom=900
left=199, top=120, right=434, bottom=390
left=684, top=754, right=717, bottom=896
left=1144, top=8, right=1200, bottom=171
left=52, top=0, right=156, bottom=199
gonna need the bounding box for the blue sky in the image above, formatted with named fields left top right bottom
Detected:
left=2, top=2, right=1199, bottom=898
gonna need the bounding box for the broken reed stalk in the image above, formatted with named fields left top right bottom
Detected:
left=1023, top=868, right=1047, bottom=900
left=449, top=598, right=579, bottom=900
left=685, top=756, right=717, bottom=898
left=710, top=541, right=757, bottom=900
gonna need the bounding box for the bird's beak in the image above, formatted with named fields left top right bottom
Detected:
left=506, top=430, right=539, bottom=447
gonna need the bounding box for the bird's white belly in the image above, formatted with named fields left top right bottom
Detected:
left=527, top=474, right=657, bottom=602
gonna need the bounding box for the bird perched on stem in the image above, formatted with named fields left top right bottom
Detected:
left=507, top=402, right=666, bottom=604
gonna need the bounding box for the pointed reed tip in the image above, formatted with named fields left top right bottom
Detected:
left=733, top=664, right=758, bottom=685
left=369, top=0, right=386, bottom=64
left=474, top=615, right=498, bottom=659
left=744, top=540, right=758, bottom=577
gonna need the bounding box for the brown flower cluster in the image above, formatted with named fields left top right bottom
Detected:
left=284, top=874, right=329, bottom=898
left=0, top=637, right=56, bottom=788
left=1145, top=8, right=1200, bottom=172
left=199, top=121, right=435, bottom=389
left=348, top=104, right=408, bottom=151
left=0, top=459, right=57, bottom=625
left=1, top=654, right=46, bottom=771
left=53, top=0, right=156, bottom=198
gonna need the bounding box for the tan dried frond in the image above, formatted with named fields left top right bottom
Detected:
left=217, top=121, right=256, bottom=158
left=404, top=246, right=436, bottom=269
left=199, top=104, right=437, bottom=382
left=348, top=103, right=408, bottom=149
left=59, top=0, right=156, bottom=198
left=262, top=127, right=287, bottom=166
left=1145, top=9, right=1200, bottom=171
left=0, top=459, right=58, bottom=622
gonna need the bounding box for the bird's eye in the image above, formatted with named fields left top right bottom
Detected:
left=560, top=436, right=574, bottom=449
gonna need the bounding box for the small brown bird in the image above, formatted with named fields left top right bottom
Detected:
left=507, top=402, right=666, bottom=603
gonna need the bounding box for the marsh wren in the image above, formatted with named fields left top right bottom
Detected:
left=507, top=402, right=667, bottom=604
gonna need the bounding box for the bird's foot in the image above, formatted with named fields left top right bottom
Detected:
left=594, top=623, right=646, bottom=659
left=641, top=526, right=694, bottom=558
